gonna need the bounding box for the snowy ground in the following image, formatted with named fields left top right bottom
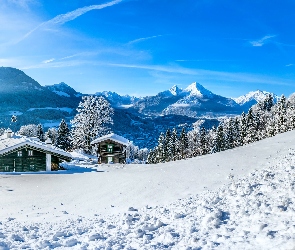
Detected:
left=1, top=131, right=295, bottom=249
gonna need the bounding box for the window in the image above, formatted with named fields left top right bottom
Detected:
left=107, top=144, right=113, bottom=153
left=17, top=151, right=22, bottom=157
left=29, top=165, right=35, bottom=171
left=28, top=150, right=33, bottom=156
left=4, top=166, right=9, bottom=172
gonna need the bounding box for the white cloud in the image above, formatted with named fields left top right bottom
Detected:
left=250, top=35, right=276, bottom=47
left=107, top=62, right=294, bottom=86
left=127, top=35, right=163, bottom=45
left=286, top=64, right=293, bottom=67
left=42, top=58, right=55, bottom=64
left=16, top=0, right=123, bottom=44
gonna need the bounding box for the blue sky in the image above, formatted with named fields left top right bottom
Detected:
left=1, top=0, right=295, bottom=97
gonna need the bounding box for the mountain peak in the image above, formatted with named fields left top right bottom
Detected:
left=45, top=82, right=81, bottom=98
left=234, top=90, right=275, bottom=105
left=184, top=82, right=214, bottom=98
left=169, top=85, right=182, bottom=96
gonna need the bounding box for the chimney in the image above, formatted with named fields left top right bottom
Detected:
left=45, top=138, right=52, bottom=146
left=6, top=128, right=12, bottom=138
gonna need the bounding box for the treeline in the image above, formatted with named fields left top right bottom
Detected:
left=147, top=94, right=294, bottom=163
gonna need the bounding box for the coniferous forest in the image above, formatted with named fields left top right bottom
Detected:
left=147, top=94, right=294, bottom=164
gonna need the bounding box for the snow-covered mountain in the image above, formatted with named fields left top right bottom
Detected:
left=97, top=83, right=279, bottom=118
left=233, top=90, right=279, bottom=110
left=95, top=91, right=140, bottom=108
left=0, top=67, right=280, bottom=148
left=131, top=82, right=239, bottom=117
left=45, top=82, right=82, bottom=98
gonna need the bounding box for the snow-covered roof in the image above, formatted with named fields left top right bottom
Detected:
left=0, top=134, right=72, bottom=160
left=91, top=133, right=129, bottom=146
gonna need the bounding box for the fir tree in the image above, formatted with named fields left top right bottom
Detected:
left=215, top=124, right=225, bottom=152
left=147, top=149, right=157, bottom=164
left=37, top=124, right=44, bottom=141
left=208, top=126, right=217, bottom=154
left=275, top=95, right=288, bottom=133
left=171, top=128, right=179, bottom=160
left=198, top=127, right=208, bottom=155
left=56, top=119, right=72, bottom=151
left=244, top=108, right=257, bottom=144
left=233, top=117, right=241, bottom=147
left=165, top=129, right=173, bottom=162
left=156, top=132, right=166, bottom=163
left=179, top=127, right=188, bottom=159
left=239, top=112, right=247, bottom=145
left=263, top=94, right=274, bottom=111
left=224, top=118, right=235, bottom=149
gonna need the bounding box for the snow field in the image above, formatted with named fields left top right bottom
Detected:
left=1, top=149, right=295, bottom=249
left=1, top=131, right=295, bottom=249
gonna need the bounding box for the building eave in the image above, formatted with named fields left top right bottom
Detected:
left=0, top=141, right=72, bottom=161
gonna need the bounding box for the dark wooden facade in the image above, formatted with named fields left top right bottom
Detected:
left=97, top=139, right=126, bottom=164
left=0, top=147, right=63, bottom=172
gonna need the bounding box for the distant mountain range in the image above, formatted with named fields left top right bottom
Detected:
left=96, top=82, right=278, bottom=117
left=0, top=67, right=279, bottom=148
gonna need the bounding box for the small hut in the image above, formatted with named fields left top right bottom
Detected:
left=0, top=129, right=71, bottom=172
left=91, top=133, right=129, bottom=164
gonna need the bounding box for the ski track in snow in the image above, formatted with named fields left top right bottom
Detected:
left=1, top=132, right=295, bottom=249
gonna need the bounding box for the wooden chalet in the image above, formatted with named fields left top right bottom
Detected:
left=0, top=129, right=71, bottom=172
left=91, top=133, right=129, bottom=164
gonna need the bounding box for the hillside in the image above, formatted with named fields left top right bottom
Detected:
left=0, top=67, right=81, bottom=128
left=0, top=67, right=80, bottom=111
left=0, top=130, right=295, bottom=248
left=0, top=67, right=279, bottom=149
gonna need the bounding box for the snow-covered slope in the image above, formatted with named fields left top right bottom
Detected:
left=1, top=130, right=295, bottom=248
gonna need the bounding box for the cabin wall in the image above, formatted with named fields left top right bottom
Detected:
left=0, top=148, right=47, bottom=172
left=97, top=140, right=126, bottom=164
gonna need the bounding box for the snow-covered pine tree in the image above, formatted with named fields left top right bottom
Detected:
left=156, top=132, right=166, bottom=163
left=37, top=124, right=45, bottom=141
left=71, top=96, right=114, bottom=154
left=233, top=117, right=241, bottom=147
left=224, top=118, right=235, bottom=149
left=286, top=94, right=295, bottom=130
left=198, top=127, right=209, bottom=155
left=208, top=126, right=217, bottom=153
left=147, top=148, right=157, bottom=164
left=263, top=93, right=274, bottom=112
left=239, top=112, right=247, bottom=145
left=56, top=119, right=72, bottom=151
left=215, top=124, right=225, bottom=152
left=171, top=128, right=179, bottom=160
left=243, top=108, right=257, bottom=144
left=274, top=95, right=288, bottom=134
left=46, top=127, right=58, bottom=145
left=179, top=127, right=188, bottom=159
left=165, top=129, right=174, bottom=162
